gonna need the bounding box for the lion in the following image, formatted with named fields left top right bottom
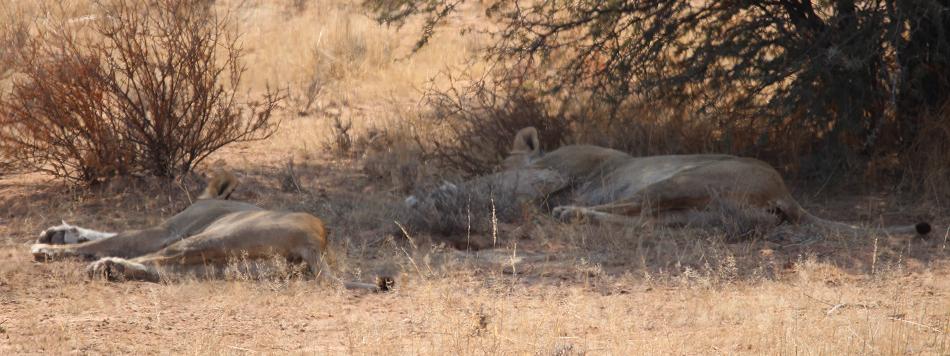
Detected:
left=406, top=127, right=931, bottom=236
left=31, top=171, right=391, bottom=291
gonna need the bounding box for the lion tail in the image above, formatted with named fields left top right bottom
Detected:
left=776, top=198, right=931, bottom=236
left=198, top=170, right=238, bottom=200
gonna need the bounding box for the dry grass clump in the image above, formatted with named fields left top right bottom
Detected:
left=401, top=177, right=539, bottom=243
left=358, top=126, right=427, bottom=194
left=0, top=3, right=28, bottom=79
left=277, top=158, right=305, bottom=193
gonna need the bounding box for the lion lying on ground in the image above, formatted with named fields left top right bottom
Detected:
left=31, top=171, right=390, bottom=291
left=406, top=127, right=931, bottom=236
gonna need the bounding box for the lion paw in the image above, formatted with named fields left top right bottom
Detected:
left=31, top=244, right=55, bottom=262
left=88, top=258, right=157, bottom=282
left=87, top=258, right=125, bottom=281
left=553, top=206, right=585, bottom=223
left=38, top=223, right=79, bottom=244
left=376, top=275, right=396, bottom=292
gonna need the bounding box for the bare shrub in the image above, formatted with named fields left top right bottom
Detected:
left=570, top=99, right=733, bottom=157
left=323, top=112, right=354, bottom=157
left=0, top=0, right=281, bottom=185
left=419, top=72, right=571, bottom=175
left=278, top=158, right=304, bottom=193
left=415, top=74, right=738, bottom=180
left=290, top=72, right=325, bottom=116
left=316, top=13, right=395, bottom=83
left=900, top=101, right=950, bottom=200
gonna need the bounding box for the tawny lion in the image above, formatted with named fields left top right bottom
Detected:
left=31, top=171, right=390, bottom=291
left=407, top=127, right=931, bottom=236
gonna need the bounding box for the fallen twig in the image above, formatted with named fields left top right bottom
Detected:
left=802, top=293, right=870, bottom=316
left=226, top=345, right=257, bottom=353
left=888, top=317, right=947, bottom=334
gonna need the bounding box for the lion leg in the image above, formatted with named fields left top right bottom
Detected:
left=31, top=227, right=172, bottom=262
left=31, top=242, right=112, bottom=262
left=83, top=234, right=243, bottom=282
left=554, top=177, right=714, bottom=224
left=552, top=205, right=704, bottom=226
left=553, top=205, right=755, bottom=229
left=37, top=222, right=117, bottom=245
left=105, top=224, right=321, bottom=281
left=553, top=205, right=644, bottom=224
left=128, top=233, right=388, bottom=291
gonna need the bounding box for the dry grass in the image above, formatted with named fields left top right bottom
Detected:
left=1, top=222, right=949, bottom=354
left=1, top=0, right=950, bottom=354
left=2, top=158, right=949, bottom=354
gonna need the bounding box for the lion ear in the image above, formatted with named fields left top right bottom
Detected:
left=512, top=127, right=540, bottom=154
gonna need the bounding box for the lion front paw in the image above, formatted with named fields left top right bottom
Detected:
left=31, top=244, right=56, bottom=262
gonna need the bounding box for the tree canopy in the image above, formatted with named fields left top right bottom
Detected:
left=368, top=0, right=950, bottom=178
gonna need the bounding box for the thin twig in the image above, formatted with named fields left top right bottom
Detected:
left=803, top=293, right=871, bottom=316
left=490, top=190, right=498, bottom=248
left=176, top=179, right=193, bottom=205
left=394, top=220, right=417, bottom=250
left=802, top=293, right=834, bottom=306
left=393, top=221, right=425, bottom=277
left=888, top=317, right=947, bottom=334
left=226, top=345, right=257, bottom=353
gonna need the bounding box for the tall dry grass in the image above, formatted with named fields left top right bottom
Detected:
left=1, top=226, right=949, bottom=354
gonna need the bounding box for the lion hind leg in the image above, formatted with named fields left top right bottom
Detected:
left=552, top=185, right=708, bottom=224
left=553, top=205, right=644, bottom=225
left=573, top=177, right=715, bottom=219
left=553, top=204, right=705, bottom=227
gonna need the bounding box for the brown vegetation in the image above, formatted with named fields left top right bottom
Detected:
left=0, top=0, right=280, bottom=184
left=372, top=0, right=950, bottom=196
